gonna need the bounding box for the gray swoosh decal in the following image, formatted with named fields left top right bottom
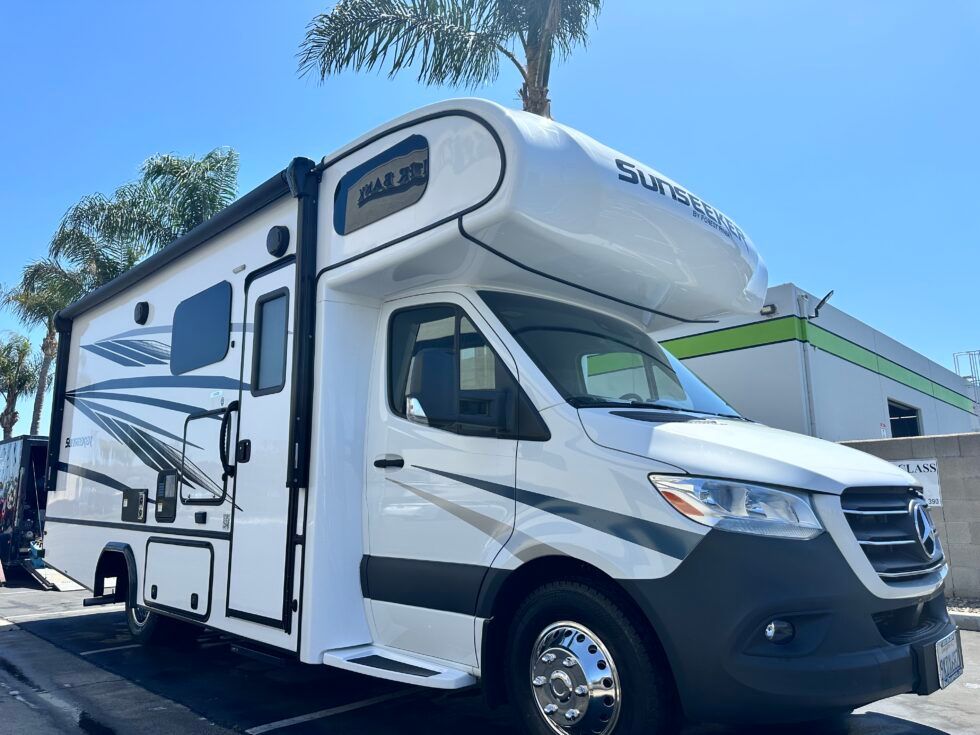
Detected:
left=386, top=477, right=511, bottom=542
left=414, top=466, right=702, bottom=560
left=71, top=375, right=244, bottom=393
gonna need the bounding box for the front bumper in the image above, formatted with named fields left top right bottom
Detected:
left=622, top=530, right=954, bottom=724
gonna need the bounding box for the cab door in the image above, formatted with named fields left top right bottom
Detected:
left=366, top=295, right=543, bottom=665
left=226, top=262, right=294, bottom=627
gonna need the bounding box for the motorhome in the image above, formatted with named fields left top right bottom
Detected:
left=45, top=99, right=962, bottom=734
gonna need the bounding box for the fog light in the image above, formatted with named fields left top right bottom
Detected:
left=764, top=620, right=795, bottom=644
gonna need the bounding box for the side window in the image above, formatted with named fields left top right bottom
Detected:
left=388, top=305, right=549, bottom=440
left=251, top=288, right=290, bottom=396
left=171, top=281, right=232, bottom=375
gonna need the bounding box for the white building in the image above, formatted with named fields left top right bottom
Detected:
left=655, top=283, right=979, bottom=441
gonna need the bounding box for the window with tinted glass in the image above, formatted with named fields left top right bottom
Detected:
left=388, top=305, right=549, bottom=440
left=171, top=281, right=233, bottom=375
left=251, top=288, right=289, bottom=396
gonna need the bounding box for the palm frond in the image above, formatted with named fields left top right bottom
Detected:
left=496, top=0, right=602, bottom=59
left=299, top=0, right=508, bottom=88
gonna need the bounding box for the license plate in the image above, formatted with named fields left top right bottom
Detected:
left=936, top=629, right=964, bottom=689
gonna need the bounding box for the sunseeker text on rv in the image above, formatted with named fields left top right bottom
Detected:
left=615, top=158, right=747, bottom=245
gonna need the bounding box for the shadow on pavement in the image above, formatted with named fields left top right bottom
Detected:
left=15, top=610, right=952, bottom=735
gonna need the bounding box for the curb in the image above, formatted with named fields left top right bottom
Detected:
left=951, top=612, right=980, bottom=632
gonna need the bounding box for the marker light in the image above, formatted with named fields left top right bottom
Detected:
left=649, top=475, right=823, bottom=540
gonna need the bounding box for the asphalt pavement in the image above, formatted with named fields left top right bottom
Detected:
left=1, top=570, right=977, bottom=735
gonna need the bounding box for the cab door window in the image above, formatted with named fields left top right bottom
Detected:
left=388, top=304, right=549, bottom=440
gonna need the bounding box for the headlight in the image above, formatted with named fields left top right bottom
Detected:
left=649, top=475, right=823, bottom=540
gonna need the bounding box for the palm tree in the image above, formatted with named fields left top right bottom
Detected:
left=3, top=263, right=84, bottom=435
left=299, top=0, right=603, bottom=117
left=0, top=335, right=41, bottom=440
left=4, top=148, right=239, bottom=438
left=48, top=148, right=240, bottom=287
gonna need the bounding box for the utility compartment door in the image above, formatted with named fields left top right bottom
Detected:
left=144, top=539, right=213, bottom=620
left=226, top=263, right=295, bottom=626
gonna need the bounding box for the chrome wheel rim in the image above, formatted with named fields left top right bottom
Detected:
left=130, top=605, right=150, bottom=628
left=530, top=621, right=621, bottom=735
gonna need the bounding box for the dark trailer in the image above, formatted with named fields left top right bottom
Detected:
left=0, top=435, right=48, bottom=574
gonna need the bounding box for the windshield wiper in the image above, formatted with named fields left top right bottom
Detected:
left=570, top=396, right=744, bottom=420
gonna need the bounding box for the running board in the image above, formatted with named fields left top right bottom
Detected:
left=322, top=646, right=476, bottom=689
left=83, top=593, right=118, bottom=607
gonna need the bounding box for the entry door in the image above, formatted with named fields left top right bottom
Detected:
left=227, top=264, right=294, bottom=625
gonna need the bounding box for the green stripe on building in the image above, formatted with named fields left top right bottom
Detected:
left=660, top=317, right=975, bottom=414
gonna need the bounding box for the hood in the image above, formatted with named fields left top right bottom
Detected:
left=578, top=409, right=916, bottom=495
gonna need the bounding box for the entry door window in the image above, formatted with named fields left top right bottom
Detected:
left=888, top=399, right=921, bottom=437
left=251, top=288, right=290, bottom=396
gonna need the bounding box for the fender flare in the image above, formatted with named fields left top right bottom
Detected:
left=95, top=542, right=138, bottom=607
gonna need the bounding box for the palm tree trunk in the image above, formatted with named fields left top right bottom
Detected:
left=30, top=328, right=57, bottom=435
left=0, top=394, right=18, bottom=440
left=520, top=0, right=560, bottom=117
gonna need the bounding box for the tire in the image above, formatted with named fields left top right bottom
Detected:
left=126, top=599, right=198, bottom=645
left=505, top=580, right=678, bottom=735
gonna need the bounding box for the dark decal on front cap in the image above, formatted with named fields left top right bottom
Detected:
left=334, top=134, right=429, bottom=235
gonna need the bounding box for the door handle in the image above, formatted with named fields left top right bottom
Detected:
left=219, top=401, right=240, bottom=480
left=373, top=455, right=404, bottom=469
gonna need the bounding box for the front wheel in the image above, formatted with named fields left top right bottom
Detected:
left=505, top=581, right=677, bottom=735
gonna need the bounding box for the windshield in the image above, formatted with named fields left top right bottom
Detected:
left=479, top=291, right=741, bottom=418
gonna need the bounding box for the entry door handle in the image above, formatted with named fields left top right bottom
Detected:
left=373, top=455, right=404, bottom=469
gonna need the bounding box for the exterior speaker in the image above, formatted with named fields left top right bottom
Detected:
left=134, top=301, right=150, bottom=325
left=267, top=225, right=290, bottom=257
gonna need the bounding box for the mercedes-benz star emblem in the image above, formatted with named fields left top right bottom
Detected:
left=909, top=498, right=939, bottom=560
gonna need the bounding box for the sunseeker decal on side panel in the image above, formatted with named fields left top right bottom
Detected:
left=614, top=158, right=748, bottom=247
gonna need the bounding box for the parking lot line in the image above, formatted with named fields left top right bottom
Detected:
left=80, top=643, right=143, bottom=656
left=244, top=690, right=417, bottom=734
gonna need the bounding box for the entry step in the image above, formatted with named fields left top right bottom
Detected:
left=322, top=645, right=476, bottom=689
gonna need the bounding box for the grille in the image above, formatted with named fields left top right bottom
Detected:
left=841, top=487, right=945, bottom=582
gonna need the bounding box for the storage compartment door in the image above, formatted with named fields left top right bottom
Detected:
left=144, top=539, right=213, bottom=620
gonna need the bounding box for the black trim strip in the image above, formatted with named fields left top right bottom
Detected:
left=57, top=170, right=291, bottom=325
left=45, top=516, right=230, bottom=540
left=45, top=322, right=73, bottom=491
left=363, top=555, right=488, bottom=616
left=415, top=465, right=702, bottom=561
left=282, top=157, right=320, bottom=635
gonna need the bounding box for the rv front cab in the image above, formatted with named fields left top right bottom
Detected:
left=44, top=99, right=960, bottom=735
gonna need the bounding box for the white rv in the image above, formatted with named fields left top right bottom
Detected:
left=45, top=99, right=961, bottom=733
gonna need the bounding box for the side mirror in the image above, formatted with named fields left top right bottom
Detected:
left=405, top=348, right=457, bottom=427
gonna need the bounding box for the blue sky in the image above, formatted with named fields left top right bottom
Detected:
left=1, top=1, right=977, bottom=435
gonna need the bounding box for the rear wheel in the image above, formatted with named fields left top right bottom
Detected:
left=505, top=581, right=677, bottom=735
left=126, top=599, right=197, bottom=645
